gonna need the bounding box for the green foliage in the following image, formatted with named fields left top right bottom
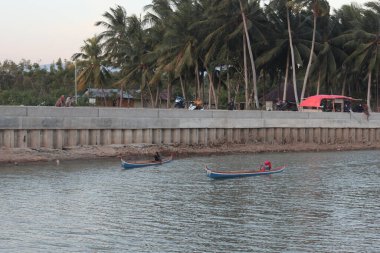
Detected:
left=0, top=59, right=94, bottom=106
left=1, top=0, right=380, bottom=110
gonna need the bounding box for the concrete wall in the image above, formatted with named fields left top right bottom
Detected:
left=0, top=106, right=379, bottom=149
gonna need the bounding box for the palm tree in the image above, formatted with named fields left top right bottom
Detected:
left=145, top=0, right=201, bottom=108
left=66, top=0, right=380, bottom=111
left=285, top=0, right=301, bottom=106
left=72, top=36, right=111, bottom=105
left=309, top=13, right=347, bottom=95
left=95, top=5, right=129, bottom=66
left=199, top=0, right=267, bottom=109
left=344, top=1, right=380, bottom=112
left=239, top=0, right=259, bottom=109
left=95, top=5, right=129, bottom=106
left=299, top=0, right=330, bottom=100
left=258, top=1, right=311, bottom=102
left=114, top=14, right=152, bottom=108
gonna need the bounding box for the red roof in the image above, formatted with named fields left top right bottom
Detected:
left=299, top=95, right=353, bottom=108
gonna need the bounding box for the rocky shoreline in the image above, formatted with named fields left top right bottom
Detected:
left=1, top=143, right=379, bottom=165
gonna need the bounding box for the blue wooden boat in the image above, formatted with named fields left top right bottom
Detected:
left=121, top=155, right=173, bottom=169
left=204, top=165, right=286, bottom=179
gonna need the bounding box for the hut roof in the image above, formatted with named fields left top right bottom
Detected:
left=84, top=88, right=134, bottom=99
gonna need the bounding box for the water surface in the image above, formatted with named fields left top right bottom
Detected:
left=0, top=150, right=379, bottom=252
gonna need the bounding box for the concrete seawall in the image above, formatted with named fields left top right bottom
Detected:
left=0, top=106, right=379, bottom=149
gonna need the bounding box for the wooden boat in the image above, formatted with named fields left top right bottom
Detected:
left=204, top=165, right=286, bottom=179
left=121, top=155, right=173, bottom=169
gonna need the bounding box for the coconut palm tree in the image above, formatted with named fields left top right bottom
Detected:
left=309, top=19, right=347, bottom=95
left=145, top=0, right=202, bottom=107
left=239, top=0, right=260, bottom=109
left=95, top=5, right=129, bottom=66
left=72, top=36, right=111, bottom=105
left=95, top=5, right=130, bottom=106
left=114, top=14, right=152, bottom=108
left=258, top=1, right=311, bottom=102
left=199, top=0, right=267, bottom=109
left=298, top=0, right=330, bottom=100
left=344, top=1, right=380, bottom=112
left=285, top=0, right=301, bottom=106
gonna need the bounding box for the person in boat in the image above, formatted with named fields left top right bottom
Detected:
left=154, top=152, right=162, bottom=162
left=262, top=160, right=272, bottom=171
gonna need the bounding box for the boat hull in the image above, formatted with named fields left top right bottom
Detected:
left=121, top=155, right=173, bottom=169
left=205, top=166, right=285, bottom=179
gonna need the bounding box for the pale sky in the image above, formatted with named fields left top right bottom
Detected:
left=0, top=0, right=151, bottom=64
left=0, top=0, right=369, bottom=64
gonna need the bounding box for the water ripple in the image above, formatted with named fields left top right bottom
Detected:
left=0, top=150, right=379, bottom=252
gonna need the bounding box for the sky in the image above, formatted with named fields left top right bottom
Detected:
left=0, top=0, right=370, bottom=64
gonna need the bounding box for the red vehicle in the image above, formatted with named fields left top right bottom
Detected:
left=299, top=95, right=361, bottom=112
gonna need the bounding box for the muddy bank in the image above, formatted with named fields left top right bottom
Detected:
left=1, top=143, right=379, bottom=165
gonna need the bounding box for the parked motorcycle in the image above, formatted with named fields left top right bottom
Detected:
left=275, top=100, right=298, bottom=111
left=227, top=100, right=235, bottom=110
left=174, top=96, right=185, bottom=108
left=188, top=98, right=204, bottom=110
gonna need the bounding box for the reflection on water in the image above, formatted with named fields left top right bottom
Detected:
left=0, top=150, right=379, bottom=252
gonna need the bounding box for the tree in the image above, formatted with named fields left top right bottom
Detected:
left=72, top=36, right=111, bottom=105
left=200, top=0, right=267, bottom=109
left=258, top=1, right=311, bottom=102
left=145, top=0, right=200, bottom=107
left=309, top=13, right=347, bottom=95
left=344, top=1, right=380, bottom=112
left=299, top=0, right=330, bottom=100
left=95, top=5, right=129, bottom=67
left=286, top=0, right=300, bottom=106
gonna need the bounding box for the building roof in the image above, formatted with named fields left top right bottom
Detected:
left=84, top=88, right=134, bottom=99
left=261, top=82, right=301, bottom=103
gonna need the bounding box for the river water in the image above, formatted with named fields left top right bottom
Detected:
left=0, top=150, right=379, bottom=252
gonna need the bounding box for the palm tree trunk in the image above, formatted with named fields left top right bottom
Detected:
left=141, top=72, right=145, bottom=108
left=301, top=12, right=317, bottom=101
left=316, top=70, right=321, bottom=95
left=240, top=0, right=259, bottom=109
left=101, top=87, right=107, bottom=106
left=263, top=71, right=266, bottom=106
left=195, top=62, right=201, bottom=99
left=119, top=84, right=123, bottom=107
left=277, top=70, right=282, bottom=101
left=216, top=70, right=222, bottom=109
left=286, top=5, right=299, bottom=106
left=234, top=80, right=240, bottom=104
left=341, top=74, right=347, bottom=96
left=166, top=81, right=171, bottom=108
left=283, top=51, right=290, bottom=101
left=148, top=85, right=155, bottom=108
left=154, top=85, right=160, bottom=108
left=376, top=68, right=379, bottom=112
left=282, top=51, right=290, bottom=101
left=250, top=70, right=262, bottom=106
left=208, top=71, right=212, bottom=110
left=206, top=67, right=217, bottom=109
left=212, top=77, right=217, bottom=109
left=212, top=79, right=217, bottom=109
left=243, top=34, right=249, bottom=110
left=367, top=70, right=372, bottom=112
left=180, top=75, right=186, bottom=100
left=227, top=68, right=231, bottom=104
